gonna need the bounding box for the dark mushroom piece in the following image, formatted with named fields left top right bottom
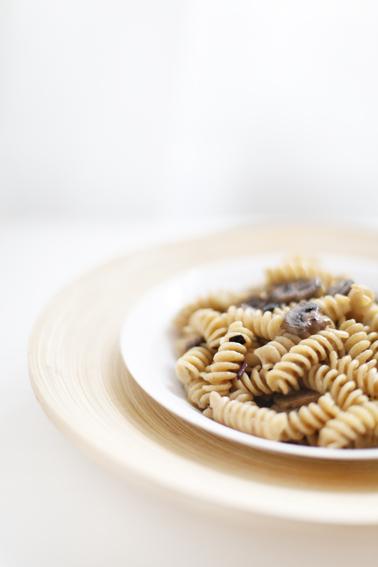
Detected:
left=327, top=279, right=354, bottom=297
left=282, top=301, right=331, bottom=338
left=241, top=297, right=266, bottom=310
left=254, top=394, right=274, bottom=408
left=270, top=278, right=323, bottom=304
left=236, top=359, right=248, bottom=379
left=241, top=299, right=282, bottom=312
left=262, top=302, right=281, bottom=312
left=229, top=334, right=246, bottom=345
left=271, top=389, right=320, bottom=412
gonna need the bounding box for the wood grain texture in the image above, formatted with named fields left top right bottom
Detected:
left=29, top=223, right=378, bottom=524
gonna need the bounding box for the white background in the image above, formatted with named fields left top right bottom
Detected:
left=2, top=1, right=378, bottom=565
left=1, top=0, right=378, bottom=221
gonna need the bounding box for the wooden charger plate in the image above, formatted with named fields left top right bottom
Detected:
left=29, top=224, right=378, bottom=525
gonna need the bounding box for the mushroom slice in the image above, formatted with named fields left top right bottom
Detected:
left=270, top=278, right=322, bottom=304
left=282, top=301, right=331, bottom=338
left=271, top=389, right=320, bottom=411
left=327, top=278, right=354, bottom=297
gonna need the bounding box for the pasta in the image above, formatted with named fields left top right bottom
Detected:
left=173, top=290, right=243, bottom=331
left=227, top=306, right=285, bottom=340
left=304, top=364, right=367, bottom=409
left=348, top=284, right=375, bottom=320
left=265, top=257, right=335, bottom=289
left=283, top=393, right=340, bottom=441
left=185, top=379, right=230, bottom=410
left=188, top=308, right=229, bottom=349
left=363, top=303, right=378, bottom=332
left=200, top=321, right=253, bottom=385
left=319, top=402, right=378, bottom=448
left=173, top=257, right=378, bottom=448
left=237, top=366, right=272, bottom=396
left=209, top=391, right=287, bottom=441
left=254, top=334, right=301, bottom=368
left=340, top=319, right=373, bottom=364
left=329, top=353, right=378, bottom=398
left=265, top=329, right=348, bottom=394
left=313, top=294, right=350, bottom=324
left=229, top=379, right=254, bottom=403
left=368, top=330, right=378, bottom=362
left=175, top=345, right=213, bottom=385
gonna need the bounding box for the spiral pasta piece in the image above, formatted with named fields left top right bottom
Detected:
left=174, top=334, right=202, bottom=357
left=201, top=321, right=253, bottom=385
left=266, top=329, right=348, bottom=394
left=254, top=334, right=301, bottom=368
left=173, top=290, right=242, bottom=330
left=271, top=305, right=293, bottom=317
left=189, top=308, right=229, bottom=349
left=175, top=345, right=213, bottom=386
left=313, top=294, right=351, bottom=324
left=329, top=352, right=358, bottom=377
left=329, top=353, right=378, bottom=398
left=185, top=379, right=230, bottom=410
left=367, top=330, right=378, bottom=362
left=237, top=366, right=273, bottom=396
left=227, top=306, right=284, bottom=340
left=319, top=401, right=378, bottom=448
left=304, top=364, right=367, bottom=409
left=348, top=283, right=375, bottom=320
left=209, top=391, right=287, bottom=441
left=265, top=258, right=334, bottom=288
left=340, top=319, right=373, bottom=364
left=363, top=302, right=378, bottom=332
left=229, top=379, right=254, bottom=403
left=283, top=393, right=340, bottom=441
left=352, top=363, right=378, bottom=399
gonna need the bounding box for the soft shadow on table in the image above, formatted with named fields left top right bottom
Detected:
left=2, top=394, right=378, bottom=567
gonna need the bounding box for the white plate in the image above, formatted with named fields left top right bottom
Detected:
left=121, top=253, right=378, bottom=461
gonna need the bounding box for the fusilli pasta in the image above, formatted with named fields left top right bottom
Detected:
left=348, top=284, right=375, bottom=321
left=319, top=402, right=378, bottom=448
left=265, top=257, right=335, bottom=289
left=174, top=290, right=242, bottom=330
left=329, top=353, right=378, bottom=398
left=362, top=303, right=378, bottom=332
left=304, top=364, right=367, bottom=409
left=227, top=306, right=284, bottom=340
left=254, top=333, right=301, bottom=367
left=266, top=329, right=347, bottom=394
left=229, top=379, right=254, bottom=403
left=185, top=379, right=230, bottom=410
left=174, top=257, right=378, bottom=448
left=209, top=391, right=287, bottom=441
left=189, top=308, right=229, bottom=349
left=340, top=319, right=373, bottom=364
left=200, top=321, right=253, bottom=385
left=313, top=294, right=350, bottom=324
left=283, top=393, right=340, bottom=441
left=175, top=345, right=213, bottom=385
left=238, top=366, right=272, bottom=396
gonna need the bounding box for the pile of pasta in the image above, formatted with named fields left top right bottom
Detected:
left=174, top=258, right=378, bottom=449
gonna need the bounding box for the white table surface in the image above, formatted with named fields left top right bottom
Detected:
left=2, top=218, right=378, bottom=567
